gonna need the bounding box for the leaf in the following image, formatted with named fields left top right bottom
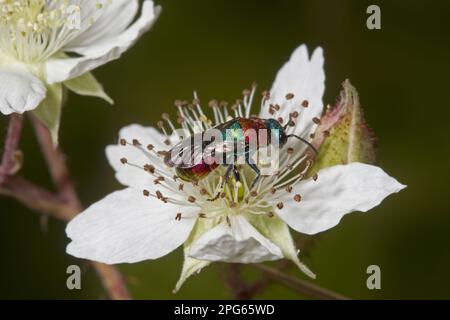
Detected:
left=64, top=72, right=113, bottom=104
left=32, top=83, right=63, bottom=147
left=246, top=214, right=316, bottom=279
left=312, top=79, right=377, bottom=172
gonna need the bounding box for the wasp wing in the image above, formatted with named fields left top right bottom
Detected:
left=167, top=132, right=205, bottom=168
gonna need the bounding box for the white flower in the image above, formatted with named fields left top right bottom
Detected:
left=0, top=0, right=160, bottom=143
left=66, top=45, right=406, bottom=291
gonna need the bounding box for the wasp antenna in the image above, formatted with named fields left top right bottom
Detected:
left=286, top=134, right=319, bottom=155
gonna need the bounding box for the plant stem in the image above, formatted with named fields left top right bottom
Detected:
left=223, top=264, right=267, bottom=300
left=31, top=116, right=81, bottom=209
left=253, top=264, right=349, bottom=300
left=0, top=113, right=23, bottom=185
left=0, top=114, right=131, bottom=300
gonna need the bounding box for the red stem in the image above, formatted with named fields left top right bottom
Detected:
left=0, top=113, right=23, bottom=185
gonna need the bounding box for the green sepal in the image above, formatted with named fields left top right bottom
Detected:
left=32, top=83, right=63, bottom=147
left=312, top=79, right=377, bottom=172
left=64, top=72, right=113, bottom=104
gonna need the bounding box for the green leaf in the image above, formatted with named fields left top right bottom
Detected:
left=174, top=218, right=213, bottom=293
left=246, top=214, right=316, bottom=279
left=32, top=83, right=62, bottom=147
left=312, top=79, right=377, bottom=172
left=63, top=72, right=113, bottom=104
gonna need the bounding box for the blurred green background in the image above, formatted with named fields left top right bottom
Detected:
left=1, top=0, right=449, bottom=299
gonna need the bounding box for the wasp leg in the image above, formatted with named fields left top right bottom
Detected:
left=208, top=164, right=234, bottom=201
left=248, top=163, right=261, bottom=190
left=233, top=166, right=240, bottom=182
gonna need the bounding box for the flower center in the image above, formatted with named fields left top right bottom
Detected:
left=119, top=84, right=318, bottom=223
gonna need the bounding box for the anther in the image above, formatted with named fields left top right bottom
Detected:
left=157, top=151, right=169, bottom=157
left=143, top=190, right=150, bottom=197
left=277, top=117, right=284, bottom=124
left=302, top=100, right=309, bottom=108
left=277, top=202, right=284, bottom=210
left=323, top=130, right=330, bottom=137
left=312, top=117, right=321, bottom=125
left=269, top=107, right=276, bottom=115
left=262, top=91, right=271, bottom=101
left=250, top=191, right=258, bottom=197
left=188, top=196, right=196, bottom=203
left=267, top=212, right=274, bottom=218
left=199, top=213, right=207, bottom=219
left=161, top=113, right=170, bottom=120
left=144, top=164, right=155, bottom=174
left=208, top=100, right=218, bottom=108
left=313, top=173, right=319, bottom=181
left=178, top=183, right=184, bottom=191
left=120, top=158, right=128, bottom=165
left=242, top=89, right=251, bottom=97
left=270, top=188, right=277, bottom=194
left=294, top=194, right=302, bottom=202
left=147, top=144, right=154, bottom=151
left=200, top=188, right=208, bottom=196
left=285, top=186, right=293, bottom=193
left=164, top=139, right=171, bottom=146
left=287, top=147, right=294, bottom=155
left=226, top=216, right=231, bottom=227
left=291, top=111, right=299, bottom=118
left=175, top=213, right=182, bottom=221
left=286, top=93, right=295, bottom=100
left=119, top=139, right=127, bottom=146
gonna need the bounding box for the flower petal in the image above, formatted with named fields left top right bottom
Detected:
left=188, top=215, right=283, bottom=263
left=0, top=65, right=46, bottom=115
left=66, top=187, right=198, bottom=264
left=65, top=0, right=140, bottom=51
left=276, top=163, right=406, bottom=235
left=260, top=45, right=325, bottom=138
left=46, top=1, right=161, bottom=83
left=105, top=124, right=168, bottom=187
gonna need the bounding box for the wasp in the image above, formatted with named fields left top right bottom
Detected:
left=164, top=116, right=317, bottom=201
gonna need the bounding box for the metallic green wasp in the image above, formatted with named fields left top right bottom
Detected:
left=164, top=116, right=317, bottom=201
